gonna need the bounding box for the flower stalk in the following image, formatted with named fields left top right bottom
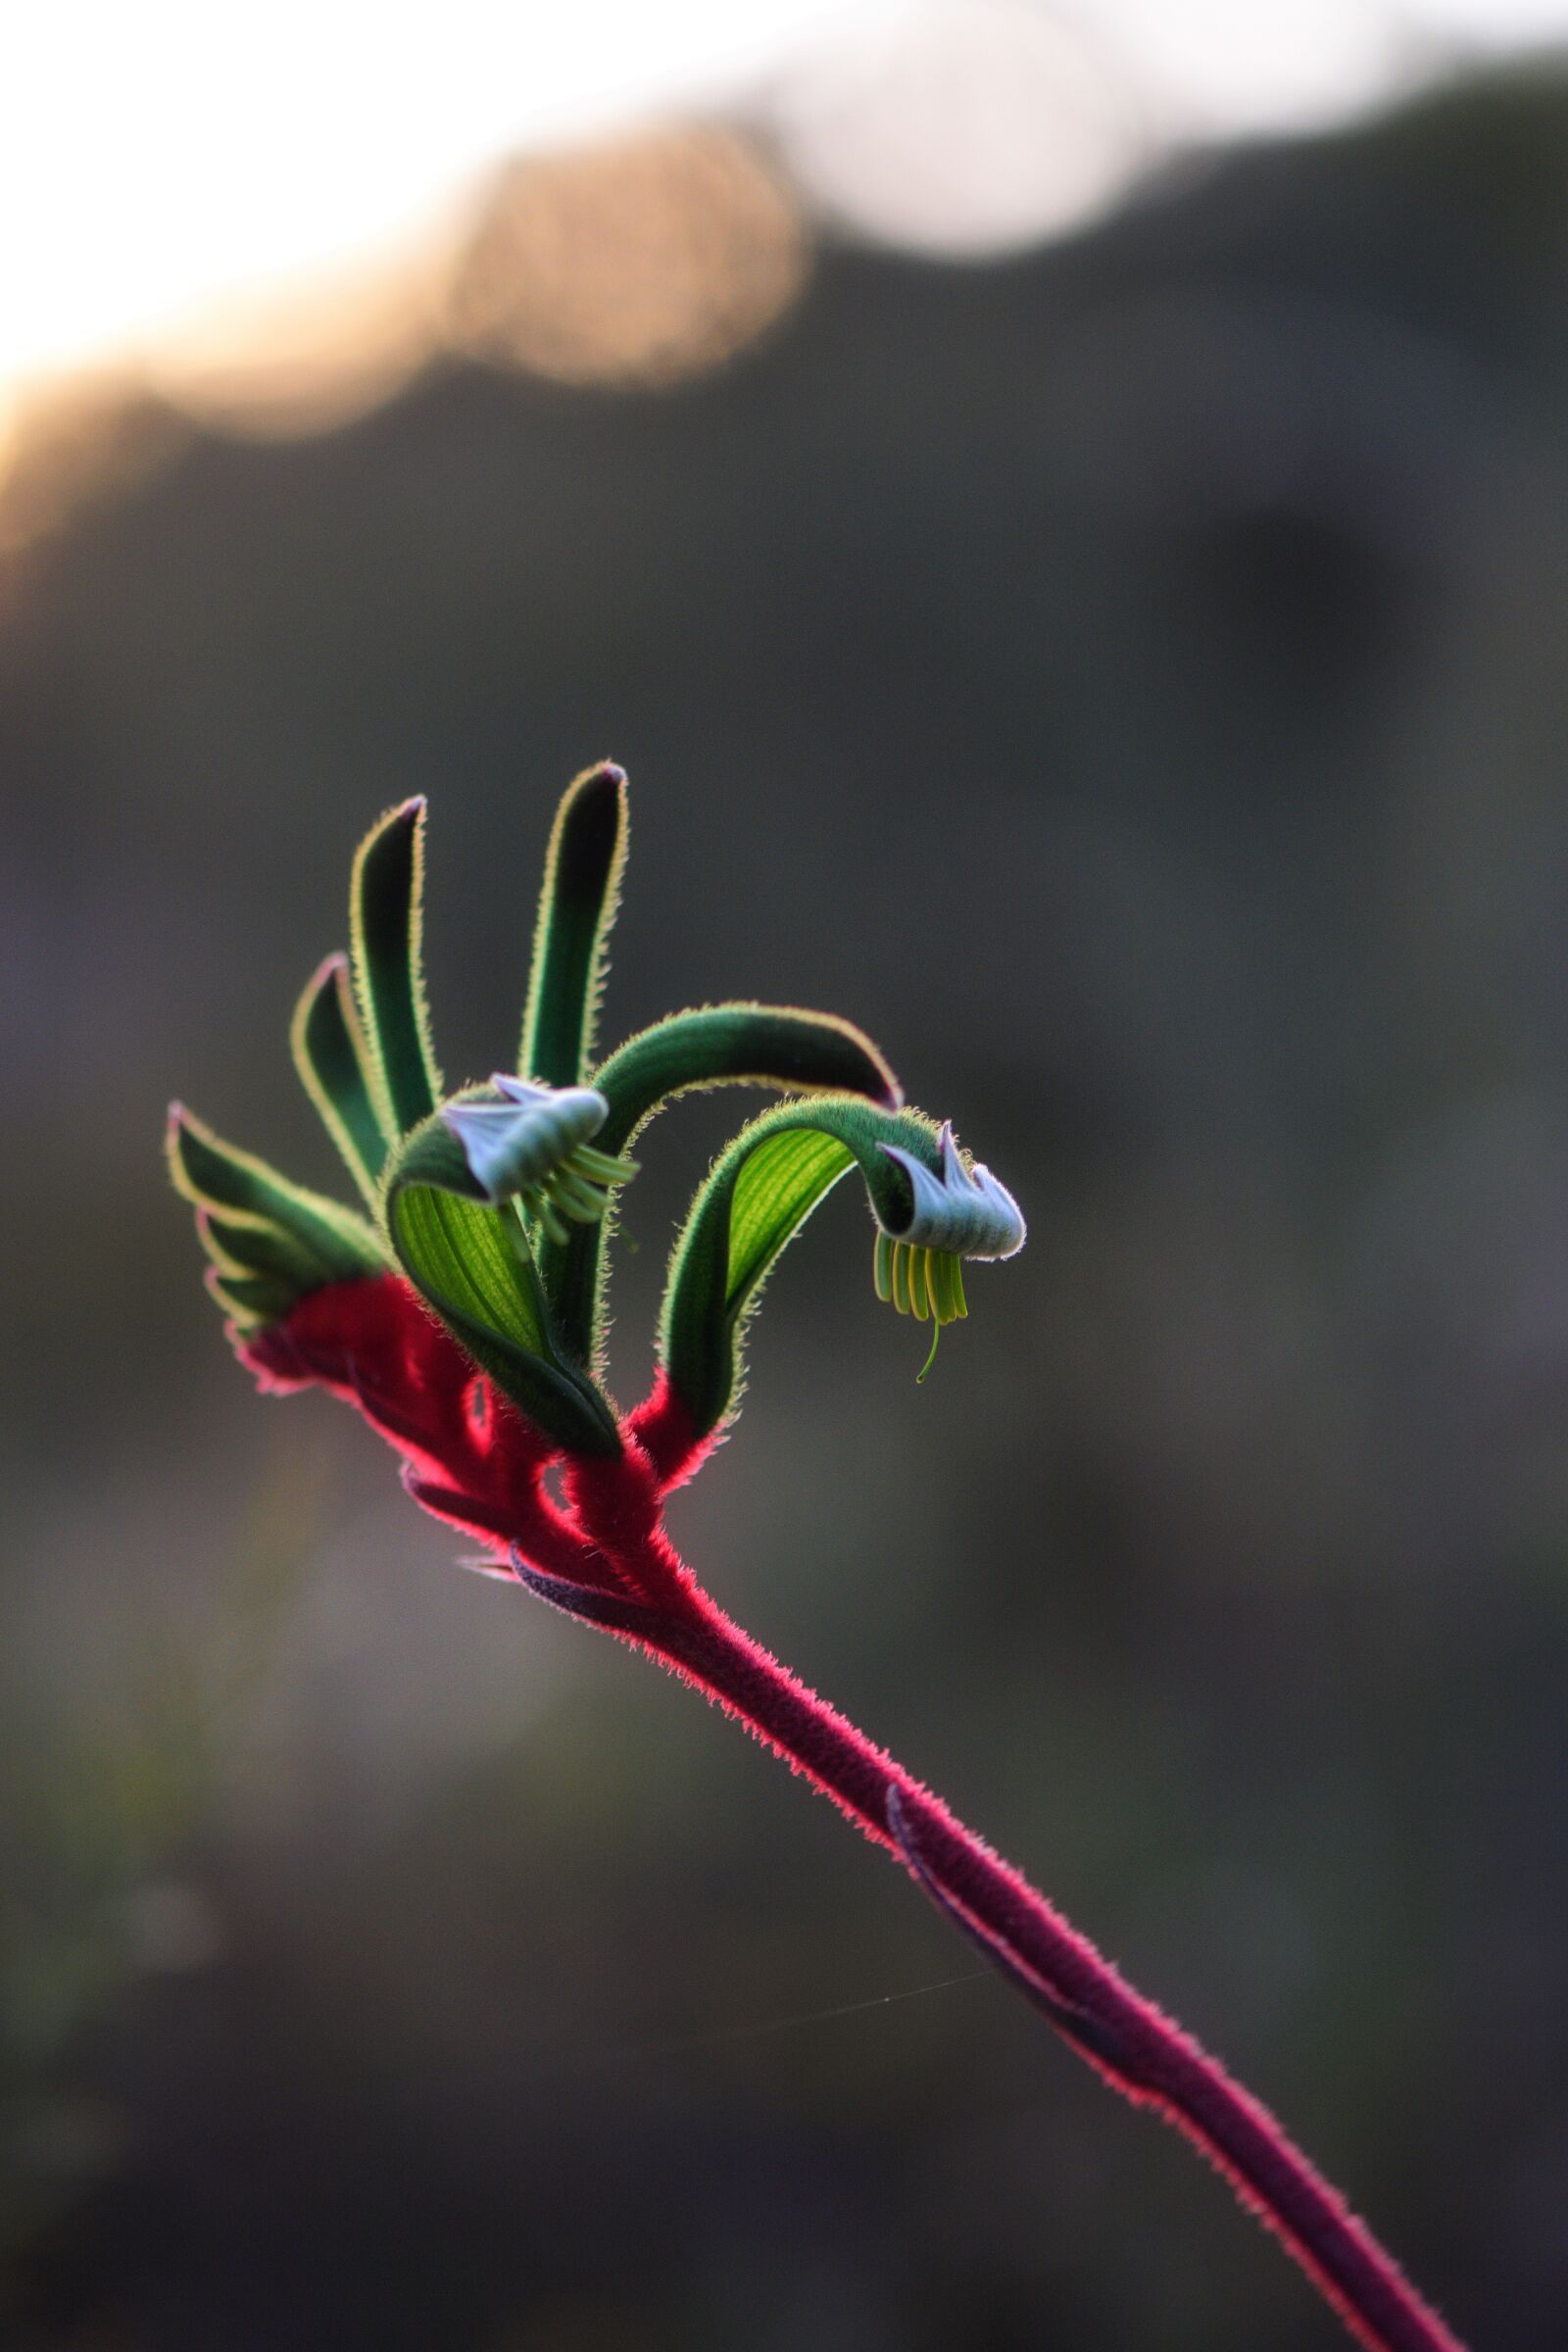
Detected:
left=516, top=1479, right=1464, bottom=2352
left=167, top=762, right=1467, bottom=2352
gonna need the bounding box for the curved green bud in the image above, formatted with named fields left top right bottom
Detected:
left=167, top=1103, right=386, bottom=1330
left=661, top=1102, right=1027, bottom=1433
left=351, top=799, right=443, bottom=1136
left=659, top=1098, right=947, bottom=1442
left=290, top=952, right=395, bottom=1208
left=519, top=762, right=628, bottom=1090
left=540, top=1003, right=903, bottom=1370
left=382, top=1114, right=620, bottom=1458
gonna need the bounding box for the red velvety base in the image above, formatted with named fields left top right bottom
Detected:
left=243, top=1276, right=722, bottom=1507
left=239, top=1274, right=556, bottom=1537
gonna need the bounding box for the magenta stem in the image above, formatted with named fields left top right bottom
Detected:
left=550, top=1446, right=1466, bottom=2352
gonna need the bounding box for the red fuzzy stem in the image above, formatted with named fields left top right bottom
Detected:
left=564, top=1457, right=1465, bottom=2352
left=242, top=1291, right=1464, bottom=2352
left=623, top=1368, right=721, bottom=1493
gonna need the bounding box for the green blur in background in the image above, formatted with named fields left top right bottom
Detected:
left=3, top=64, right=1568, bottom=2352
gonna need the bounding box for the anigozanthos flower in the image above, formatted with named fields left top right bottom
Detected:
left=164, top=765, right=1463, bottom=2352
left=873, top=1121, right=1025, bottom=1377
left=441, top=1075, right=639, bottom=1247
left=169, top=764, right=910, bottom=1466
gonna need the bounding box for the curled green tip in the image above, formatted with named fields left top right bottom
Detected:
left=916, top=1319, right=941, bottom=1384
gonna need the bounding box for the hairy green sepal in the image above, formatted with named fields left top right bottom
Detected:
left=168, top=1106, right=386, bottom=1329
left=540, top=1003, right=902, bottom=1368
left=383, top=1116, right=620, bottom=1457
left=198, top=1207, right=338, bottom=1293
left=660, top=1098, right=941, bottom=1441
left=290, top=953, right=395, bottom=1207
left=351, top=799, right=442, bottom=1136
left=518, top=761, right=627, bottom=1090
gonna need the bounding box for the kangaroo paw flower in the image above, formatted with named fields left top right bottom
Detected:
left=165, top=760, right=1463, bottom=2352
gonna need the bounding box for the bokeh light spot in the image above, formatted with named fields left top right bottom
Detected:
left=0, top=376, right=186, bottom=564
left=142, top=231, right=455, bottom=440
left=771, top=0, right=1148, bottom=256
left=444, top=126, right=809, bottom=390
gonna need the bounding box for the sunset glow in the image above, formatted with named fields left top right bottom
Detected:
left=2, top=0, right=1565, bottom=433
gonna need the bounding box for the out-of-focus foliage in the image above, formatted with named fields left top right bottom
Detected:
left=4, top=62, right=1568, bottom=2352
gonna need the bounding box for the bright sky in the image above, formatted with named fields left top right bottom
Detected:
left=3, top=0, right=1567, bottom=409
left=1, top=0, right=854, bottom=396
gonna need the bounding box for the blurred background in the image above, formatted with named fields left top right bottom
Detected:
left=3, top=3, right=1567, bottom=2345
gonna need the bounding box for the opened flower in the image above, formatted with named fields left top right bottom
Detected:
left=441, top=1076, right=639, bottom=1242
left=872, top=1118, right=1024, bottom=1374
